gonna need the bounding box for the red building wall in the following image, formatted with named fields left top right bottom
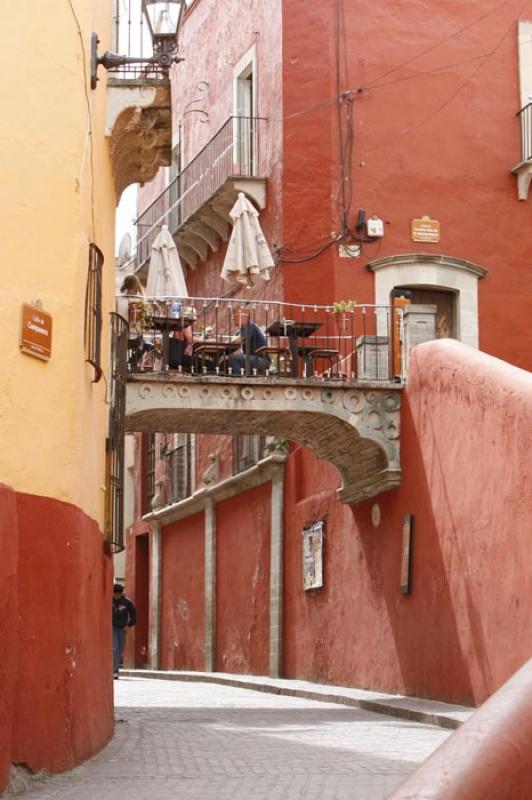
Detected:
left=215, top=486, right=271, bottom=675
left=281, top=0, right=532, bottom=369
left=283, top=340, right=532, bottom=706
left=0, top=489, right=113, bottom=787
left=160, top=512, right=205, bottom=671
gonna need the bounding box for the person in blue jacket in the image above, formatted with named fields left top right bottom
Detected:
left=228, top=307, right=270, bottom=376
left=112, top=583, right=136, bottom=679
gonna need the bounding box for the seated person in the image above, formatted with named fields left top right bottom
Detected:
left=116, top=274, right=153, bottom=369
left=168, top=306, right=196, bottom=371
left=228, top=307, right=270, bottom=376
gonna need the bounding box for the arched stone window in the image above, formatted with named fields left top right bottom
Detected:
left=367, top=254, right=487, bottom=349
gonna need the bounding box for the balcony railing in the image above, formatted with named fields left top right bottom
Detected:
left=121, top=297, right=405, bottom=384
left=110, top=0, right=166, bottom=81
left=135, top=116, right=265, bottom=268
left=518, top=102, right=532, bottom=161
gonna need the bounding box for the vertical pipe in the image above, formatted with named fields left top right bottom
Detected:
left=269, top=471, right=284, bottom=678
left=204, top=500, right=216, bottom=672
left=149, top=523, right=162, bottom=669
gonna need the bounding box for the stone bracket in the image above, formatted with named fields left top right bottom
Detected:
left=105, top=79, right=172, bottom=199
left=512, top=160, right=532, bottom=200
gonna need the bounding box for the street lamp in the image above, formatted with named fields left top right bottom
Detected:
left=91, top=0, right=185, bottom=90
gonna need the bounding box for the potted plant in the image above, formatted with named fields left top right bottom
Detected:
left=332, top=300, right=356, bottom=326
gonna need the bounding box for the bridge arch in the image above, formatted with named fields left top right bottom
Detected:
left=125, top=377, right=402, bottom=504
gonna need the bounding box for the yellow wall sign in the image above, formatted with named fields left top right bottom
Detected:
left=411, top=216, right=440, bottom=243
left=20, top=304, right=53, bottom=361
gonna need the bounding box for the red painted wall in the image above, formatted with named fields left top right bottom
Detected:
left=0, top=485, right=18, bottom=790
left=123, top=519, right=151, bottom=667
left=134, top=533, right=150, bottom=667
left=160, top=512, right=205, bottom=670
left=0, top=491, right=113, bottom=788
left=283, top=340, right=532, bottom=706
left=281, top=0, right=532, bottom=369
left=216, top=485, right=271, bottom=675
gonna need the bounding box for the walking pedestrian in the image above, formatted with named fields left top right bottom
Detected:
left=112, top=583, right=136, bottom=679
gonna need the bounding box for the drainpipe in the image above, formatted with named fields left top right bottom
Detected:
left=269, top=471, right=284, bottom=678
left=387, top=659, right=532, bottom=800
left=148, top=523, right=162, bottom=670
left=204, top=500, right=216, bottom=672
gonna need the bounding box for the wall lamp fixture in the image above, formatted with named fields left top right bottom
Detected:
left=91, top=0, right=186, bottom=90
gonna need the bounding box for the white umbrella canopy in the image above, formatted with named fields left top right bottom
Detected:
left=221, top=193, right=274, bottom=288
left=146, top=225, right=188, bottom=298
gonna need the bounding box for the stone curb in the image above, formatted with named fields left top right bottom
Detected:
left=120, top=669, right=472, bottom=731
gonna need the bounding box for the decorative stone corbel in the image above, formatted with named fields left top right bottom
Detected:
left=512, top=160, right=532, bottom=200
left=105, top=80, right=172, bottom=200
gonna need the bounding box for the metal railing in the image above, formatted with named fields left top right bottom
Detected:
left=517, top=102, right=532, bottom=161
left=233, top=435, right=266, bottom=474
left=105, top=312, right=129, bottom=553
left=135, top=116, right=265, bottom=268
left=166, top=435, right=192, bottom=502
left=122, top=297, right=405, bottom=384
left=110, top=0, right=166, bottom=80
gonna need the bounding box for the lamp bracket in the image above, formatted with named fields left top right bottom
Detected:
left=90, top=32, right=183, bottom=90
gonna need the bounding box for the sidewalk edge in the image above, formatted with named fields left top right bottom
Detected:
left=119, top=669, right=464, bottom=730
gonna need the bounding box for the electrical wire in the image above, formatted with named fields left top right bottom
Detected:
left=271, top=0, right=520, bottom=129
left=364, top=0, right=528, bottom=156
left=275, top=236, right=342, bottom=265
left=67, top=0, right=97, bottom=241
left=364, top=0, right=517, bottom=90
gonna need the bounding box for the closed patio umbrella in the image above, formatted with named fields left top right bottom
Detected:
left=221, top=193, right=274, bottom=288
left=146, top=224, right=188, bottom=298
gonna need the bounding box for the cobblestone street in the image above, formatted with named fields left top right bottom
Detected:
left=19, top=677, right=452, bottom=800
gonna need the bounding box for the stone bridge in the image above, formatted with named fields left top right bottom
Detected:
left=125, top=375, right=403, bottom=505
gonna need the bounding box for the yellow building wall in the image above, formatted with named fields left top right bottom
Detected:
left=0, top=0, right=117, bottom=528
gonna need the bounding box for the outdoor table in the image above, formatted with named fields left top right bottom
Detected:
left=296, top=344, right=340, bottom=378
left=266, top=320, right=322, bottom=378
left=193, top=340, right=240, bottom=374
left=146, top=315, right=183, bottom=371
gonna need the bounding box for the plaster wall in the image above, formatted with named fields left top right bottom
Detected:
left=0, top=0, right=117, bottom=521
left=216, top=486, right=271, bottom=675
left=160, top=512, right=205, bottom=671
left=0, top=0, right=122, bottom=789
left=0, top=486, right=18, bottom=790
left=281, top=0, right=532, bottom=371
left=8, top=493, right=113, bottom=779
left=283, top=340, right=532, bottom=706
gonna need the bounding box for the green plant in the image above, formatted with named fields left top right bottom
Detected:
left=332, top=299, right=357, bottom=313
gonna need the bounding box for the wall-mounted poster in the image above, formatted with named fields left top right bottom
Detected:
left=302, top=522, right=324, bottom=591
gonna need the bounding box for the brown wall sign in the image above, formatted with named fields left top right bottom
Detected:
left=20, top=304, right=53, bottom=361
left=411, top=216, right=440, bottom=243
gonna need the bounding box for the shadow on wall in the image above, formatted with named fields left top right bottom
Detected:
left=355, top=338, right=532, bottom=707
left=353, top=394, right=476, bottom=706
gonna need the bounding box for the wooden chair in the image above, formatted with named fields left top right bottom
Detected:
left=256, top=344, right=291, bottom=376
left=305, top=347, right=340, bottom=378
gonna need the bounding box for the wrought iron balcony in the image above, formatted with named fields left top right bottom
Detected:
left=135, top=116, right=267, bottom=271
left=120, top=297, right=404, bottom=383
left=512, top=103, right=532, bottom=199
